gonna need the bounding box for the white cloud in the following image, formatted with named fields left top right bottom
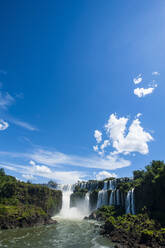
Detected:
left=105, top=113, right=128, bottom=143
left=30, top=149, right=130, bottom=170
left=1, top=161, right=85, bottom=184
left=22, top=174, right=36, bottom=180
left=93, top=145, right=98, bottom=152
left=29, top=160, right=36, bottom=166
left=0, top=148, right=131, bottom=171
left=10, top=118, right=37, bottom=131
left=133, top=74, right=142, bottom=84
left=35, top=165, right=51, bottom=173
left=100, top=140, right=110, bottom=151
left=136, top=113, right=142, bottom=118
left=0, top=120, right=9, bottom=130
left=0, top=92, right=14, bottom=109
left=152, top=71, right=160, bottom=76
left=105, top=114, right=153, bottom=155
left=134, top=86, right=156, bottom=97
left=95, top=170, right=117, bottom=180
left=94, top=130, right=102, bottom=143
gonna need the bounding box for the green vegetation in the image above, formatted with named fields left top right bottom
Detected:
left=70, top=188, right=87, bottom=207
left=0, top=169, right=62, bottom=229
left=90, top=161, right=165, bottom=247
left=88, top=205, right=125, bottom=221
left=133, top=160, right=165, bottom=225
left=115, top=160, right=165, bottom=225
left=104, top=214, right=165, bottom=247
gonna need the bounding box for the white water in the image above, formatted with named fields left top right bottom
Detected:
left=58, top=180, right=136, bottom=220
left=97, top=181, right=109, bottom=208
left=125, top=188, right=135, bottom=214
left=58, top=184, right=90, bottom=219
left=109, top=190, right=115, bottom=205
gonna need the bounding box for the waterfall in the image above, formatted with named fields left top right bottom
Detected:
left=125, top=190, right=131, bottom=214
left=58, top=184, right=90, bottom=219
left=96, top=181, right=108, bottom=208
left=131, top=188, right=135, bottom=214
left=116, top=189, right=120, bottom=205
left=109, top=179, right=117, bottom=190
left=103, top=181, right=108, bottom=190
left=84, top=192, right=90, bottom=212
left=58, top=180, right=136, bottom=217
left=109, top=190, right=115, bottom=205
left=125, top=188, right=135, bottom=214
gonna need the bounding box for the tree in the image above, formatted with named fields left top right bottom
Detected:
left=48, top=180, right=57, bottom=189
left=133, top=170, right=145, bottom=180
left=0, top=168, right=5, bottom=176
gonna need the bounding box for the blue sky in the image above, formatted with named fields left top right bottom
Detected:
left=0, top=0, right=165, bottom=183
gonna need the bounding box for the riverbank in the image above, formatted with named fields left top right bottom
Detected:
left=87, top=206, right=165, bottom=248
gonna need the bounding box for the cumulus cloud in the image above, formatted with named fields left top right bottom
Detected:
left=93, top=145, right=98, bottom=152
left=152, top=71, right=160, bottom=76
left=29, top=160, right=36, bottom=166
left=136, top=113, right=142, bottom=118
left=0, top=92, right=14, bottom=109
left=100, top=140, right=110, bottom=151
left=95, top=170, right=117, bottom=180
left=105, top=114, right=153, bottom=155
left=0, top=120, right=9, bottom=130
left=94, top=130, right=102, bottom=143
left=133, top=74, right=142, bottom=84
left=134, top=86, right=157, bottom=98
left=93, top=140, right=110, bottom=156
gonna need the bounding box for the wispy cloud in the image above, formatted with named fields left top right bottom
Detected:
left=0, top=161, right=86, bottom=184
left=0, top=147, right=131, bottom=172
left=10, top=118, right=38, bottom=131
left=152, top=71, right=160, bottom=76
left=0, top=70, right=7, bottom=75
left=22, top=174, right=36, bottom=180
left=0, top=92, right=15, bottom=110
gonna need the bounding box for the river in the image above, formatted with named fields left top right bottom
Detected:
left=0, top=218, right=115, bottom=248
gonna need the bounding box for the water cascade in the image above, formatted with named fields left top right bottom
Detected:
left=58, top=184, right=90, bottom=219
left=58, top=179, right=135, bottom=219
left=125, top=188, right=135, bottom=214
left=109, top=190, right=115, bottom=205
left=96, top=181, right=109, bottom=208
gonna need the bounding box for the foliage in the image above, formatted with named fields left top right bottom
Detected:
left=104, top=213, right=165, bottom=246
left=90, top=205, right=125, bottom=221
left=47, top=180, right=57, bottom=189
left=132, top=160, right=165, bottom=225
left=0, top=169, right=62, bottom=229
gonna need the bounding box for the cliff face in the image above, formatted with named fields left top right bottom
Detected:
left=135, top=164, right=165, bottom=226
left=0, top=170, right=62, bottom=229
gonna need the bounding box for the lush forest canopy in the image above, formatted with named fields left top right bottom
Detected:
left=0, top=169, right=62, bottom=229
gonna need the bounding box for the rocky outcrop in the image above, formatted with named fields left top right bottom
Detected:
left=102, top=214, right=165, bottom=248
